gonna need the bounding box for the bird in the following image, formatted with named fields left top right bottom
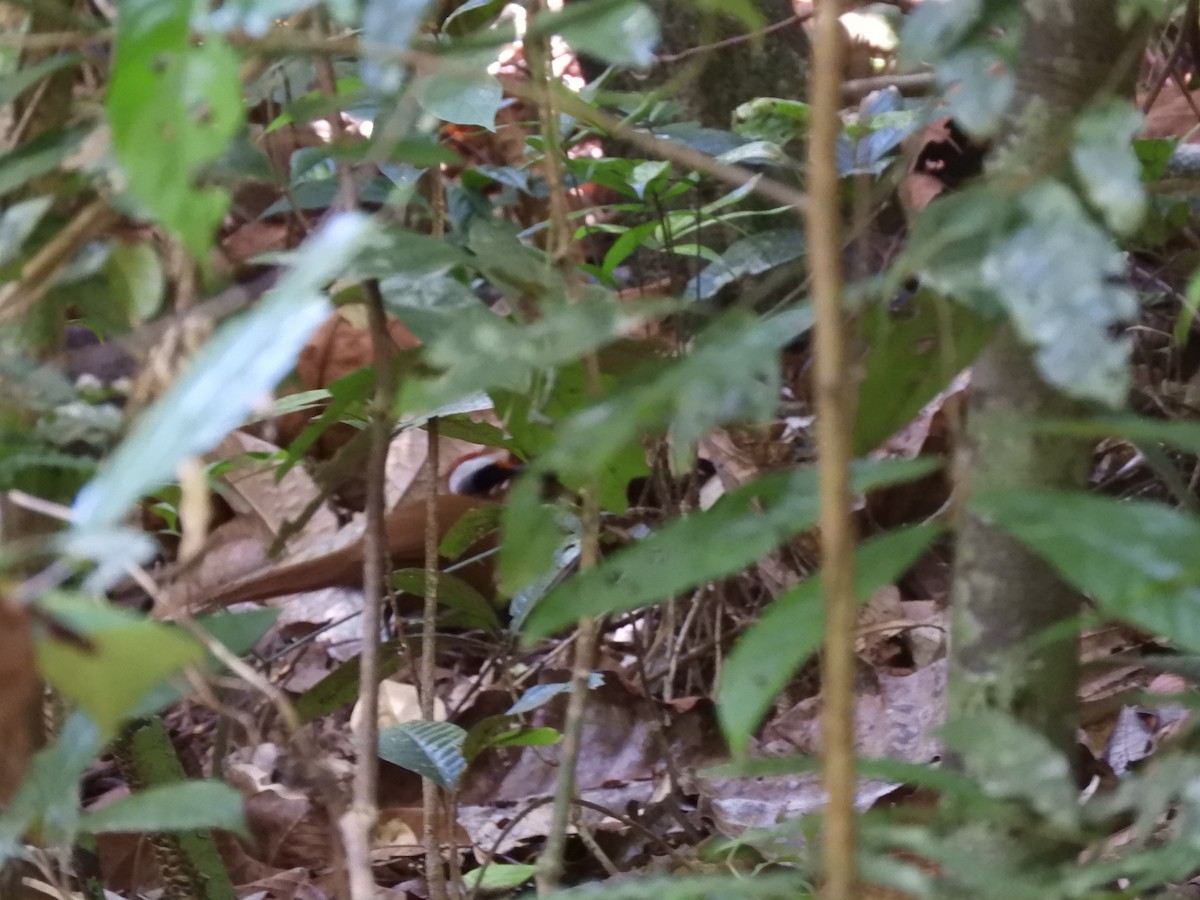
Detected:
left=182, top=449, right=522, bottom=614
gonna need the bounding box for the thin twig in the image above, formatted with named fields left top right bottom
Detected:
left=654, top=12, right=806, bottom=64
left=807, top=1, right=859, bottom=897
left=422, top=417, right=450, bottom=900
left=524, top=3, right=606, bottom=891
left=0, top=198, right=118, bottom=324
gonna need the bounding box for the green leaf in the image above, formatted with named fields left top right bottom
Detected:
left=362, top=0, right=429, bottom=93
left=107, top=1, right=244, bottom=256
left=733, top=97, right=811, bottom=145
left=941, top=711, right=1079, bottom=830
left=1072, top=99, right=1146, bottom=235
left=378, top=720, right=468, bottom=788
left=397, top=288, right=641, bottom=416
left=0, top=127, right=86, bottom=199
left=531, top=0, right=659, bottom=68
left=0, top=52, right=81, bottom=107
left=414, top=70, right=503, bottom=131
left=718, top=525, right=943, bottom=753
left=499, top=472, right=570, bottom=595
left=72, top=214, right=372, bottom=530
left=35, top=594, right=204, bottom=737
left=105, top=241, right=165, bottom=324
left=129, top=608, right=281, bottom=717
left=974, top=489, right=1200, bottom=652
left=507, top=675, right=602, bottom=714
left=392, top=568, right=501, bottom=632
left=684, top=229, right=804, bottom=301
left=0, top=713, right=101, bottom=863
left=523, top=458, right=939, bottom=640
left=854, top=291, right=992, bottom=453
left=295, top=642, right=406, bottom=722
left=544, top=308, right=812, bottom=483
left=439, top=502, right=503, bottom=559
left=1033, top=414, right=1200, bottom=453
left=464, top=863, right=537, bottom=891
left=79, top=781, right=248, bottom=837
left=0, top=196, right=53, bottom=268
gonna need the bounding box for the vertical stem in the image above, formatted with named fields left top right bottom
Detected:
left=525, top=4, right=604, bottom=893
left=340, top=279, right=396, bottom=900
left=805, top=0, right=858, bottom=897
left=422, top=417, right=449, bottom=900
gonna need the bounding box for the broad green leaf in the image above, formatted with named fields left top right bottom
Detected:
left=684, top=229, right=804, bottom=301
left=464, top=863, right=536, bottom=891
left=378, top=720, right=468, bottom=788
left=523, top=458, right=939, bottom=640
left=0, top=713, right=101, bottom=862
left=936, top=45, right=1014, bottom=138
left=439, top=502, right=503, bottom=559
left=392, top=569, right=501, bottom=632
left=414, top=70, right=503, bottom=131
left=295, top=642, right=407, bottom=722
left=0, top=196, right=53, bottom=268
left=974, top=489, right=1200, bottom=652
left=499, top=472, right=570, bottom=595
left=0, top=127, right=86, bottom=199
left=79, top=781, right=247, bottom=837
left=719, top=525, right=942, bottom=753
left=627, top=160, right=671, bottom=198
left=463, top=715, right=560, bottom=761
left=733, top=97, right=811, bottom=144
left=35, top=593, right=204, bottom=737
left=362, top=0, right=429, bottom=93
left=397, top=289, right=642, bottom=416
left=531, top=0, right=659, bottom=68
left=942, top=711, right=1079, bottom=830
left=0, top=53, right=81, bottom=107
left=543, top=308, right=812, bottom=482
left=443, top=0, right=506, bottom=35
left=854, top=291, right=992, bottom=453
left=107, top=1, right=244, bottom=256
left=130, top=608, right=281, bottom=716
left=899, top=0, right=982, bottom=61
left=72, top=213, right=371, bottom=529
left=1073, top=99, right=1146, bottom=235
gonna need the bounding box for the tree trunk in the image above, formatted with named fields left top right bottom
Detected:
left=948, top=3, right=1145, bottom=761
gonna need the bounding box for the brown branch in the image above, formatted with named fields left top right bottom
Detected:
left=806, top=0, right=859, bottom=898
left=654, top=12, right=807, bottom=64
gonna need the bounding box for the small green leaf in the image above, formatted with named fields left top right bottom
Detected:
left=464, top=863, right=537, bottom=891
left=0, top=52, right=81, bottom=107
left=507, top=675, right=603, bottom=714
left=392, top=569, right=501, bottom=632
left=974, top=489, right=1200, bottom=652
left=499, top=473, right=570, bottom=595
left=439, top=502, right=503, bottom=560
left=79, top=781, right=248, bottom=837
left=106, top=241, right=165, bottom=324
left=0, top=127, right=86, bottom=199
left=0, top=196, right=53, bottom=268
left=35, top=594, right=204, bottom=737
left=718, top=525, right=942, bottom=753
left=1073, top=99, right=1146, bottom=235
left=523, top=458, right=939, bottom=640
left=378, top=721, right=468, bottom=788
